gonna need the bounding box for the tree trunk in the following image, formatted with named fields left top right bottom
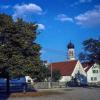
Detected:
left=6, top=74, right=10, bottom=94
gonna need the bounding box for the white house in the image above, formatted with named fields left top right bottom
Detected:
left=83, top=62, right=100, bottom=84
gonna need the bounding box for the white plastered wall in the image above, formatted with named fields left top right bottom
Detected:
left=87, top=63, right=100, bottom=83
left=59, top=76, right=71, bottom=82
left=72, top=60, right=86, bottom=77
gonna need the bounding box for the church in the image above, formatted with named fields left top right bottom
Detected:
left=50, top=42, right=87, bottom=84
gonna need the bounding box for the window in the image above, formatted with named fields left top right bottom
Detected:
left=91, top=77, right=93, bottom=81
left=91, top=77, right=97, bottom=81
left=93, top=70, right=95, bottom=73
left=94, top=77, right=97, bottom=81
left=92, top=70, right=98, bottom=73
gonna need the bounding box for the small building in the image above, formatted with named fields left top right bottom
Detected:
left=83, top=62, right=100, bottom=85
left=50, top=42, right=87, bottom=84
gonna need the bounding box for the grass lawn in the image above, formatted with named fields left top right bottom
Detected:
left=8, top=90, right=63, bottom=98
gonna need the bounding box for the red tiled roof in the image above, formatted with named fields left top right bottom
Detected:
left=50, top=60, right=78, bottom=76
left=82, top=62, right=94, bottom=72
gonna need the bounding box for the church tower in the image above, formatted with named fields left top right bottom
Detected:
left=67, top=41, right=75, bottom=61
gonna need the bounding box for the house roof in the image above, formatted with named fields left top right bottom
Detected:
left=50, top=60, right=78, bottom=76
left=82, top=62, right=94, bottom=72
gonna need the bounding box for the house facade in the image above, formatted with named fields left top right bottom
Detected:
left=83, top=62, right=100, bottom=84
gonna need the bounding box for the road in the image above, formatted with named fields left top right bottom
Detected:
left=1, top=87, right=100, bottom=100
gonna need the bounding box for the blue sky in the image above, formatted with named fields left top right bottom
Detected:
left=0, top=0, right=100, bottom=62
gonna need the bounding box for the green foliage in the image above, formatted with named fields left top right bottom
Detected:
left=33, top=65, right=50, bottom=82
left=52, top=70, right=61, bottom=82
left=0, top=14, right=45, bottom=80
left=79, top=38, right=100, bottom=64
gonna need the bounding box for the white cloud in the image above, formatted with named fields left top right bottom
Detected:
left=13, top=3, right=43, bottom=19
left=79, top=0, right=92, bottom=3
left=56, top=14, right=73, bottom=22
left=71, top=0, right=92, bottom=7
left=75, top=5, right=100, bottom=27
left=40, top=49, right=46, bottom=54
left=37, top=24, right=45, bottom=30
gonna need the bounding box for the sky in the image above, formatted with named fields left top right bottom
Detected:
left=0, top=0, right=100, bottom=62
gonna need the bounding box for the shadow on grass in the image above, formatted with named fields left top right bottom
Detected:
left=9, top=91, right=63, bottom=98
left=0, top=89, right=64, bottom=99
left=0, top=88, right=37, bottom=100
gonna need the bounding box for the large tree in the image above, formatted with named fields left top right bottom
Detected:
left=79, top=38, right=100, bottom=64
left=0, top=14, right=46, bottom=92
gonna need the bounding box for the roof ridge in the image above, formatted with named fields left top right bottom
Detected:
left=51, top=60, right=78, bottom=64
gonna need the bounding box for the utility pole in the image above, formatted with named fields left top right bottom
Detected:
left=50, top=63, right=52, bottom=88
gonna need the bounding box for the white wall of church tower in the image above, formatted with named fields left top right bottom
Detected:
left=67, top=42, right=75, bottom=61
left=68, top=48, right=75, bottom=60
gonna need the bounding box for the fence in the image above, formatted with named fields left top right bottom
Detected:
left=0, top=82, right=67, bottom=92
left=34, top=82, right=67, bottom=89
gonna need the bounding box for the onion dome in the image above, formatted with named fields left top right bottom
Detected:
left=67, top=41, right=74, bottom=49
